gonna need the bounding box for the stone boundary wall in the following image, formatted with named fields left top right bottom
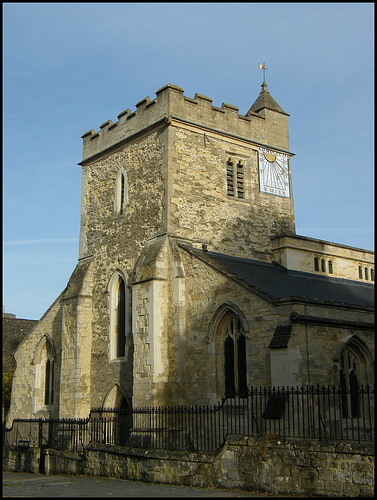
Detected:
left=3, top=436, right=374, bottom=497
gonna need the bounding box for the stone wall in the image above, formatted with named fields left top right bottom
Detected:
left=4, top=446, right=41, bottom=474
left=6, top=294, right=65, bottom=424
left=2, top=316, right=38, bottom=373
left=4, top=436, right=374, bottom=497
left=168, top=124, right=295, bottom=261
left=271, top=234, right=375, bottom=282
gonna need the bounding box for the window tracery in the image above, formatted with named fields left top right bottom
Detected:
left=339, top=338, right=373, bottom=418
left=223, top=313, right=247, bottom=397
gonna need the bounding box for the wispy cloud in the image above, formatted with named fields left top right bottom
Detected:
left=3, top=238, right=79, bottom=246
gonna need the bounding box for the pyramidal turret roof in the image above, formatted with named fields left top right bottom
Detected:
left=247, top=81, right=289, bottom=116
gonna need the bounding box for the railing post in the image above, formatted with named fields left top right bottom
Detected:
left=38, top=419, right=44, bottom=448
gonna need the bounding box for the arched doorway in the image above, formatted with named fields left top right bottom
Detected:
left=102, top=385, right=132, bottom=446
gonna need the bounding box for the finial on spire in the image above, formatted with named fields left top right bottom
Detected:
left=259, top=62, right=267, bottom=83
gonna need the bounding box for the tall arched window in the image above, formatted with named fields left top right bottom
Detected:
left=339, top=337, right=373, bottom=418
left=223, top=313, right=247, bottom=398
left=114, top=168, right=128, bottom=215
left=33, top=336, right=55, bottom=414
left=109, top=272, right=127, bottom=360
left=208, top=303, right=249, bottom=401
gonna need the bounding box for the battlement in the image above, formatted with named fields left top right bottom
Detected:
left=81, top=83, right=290, bottom=162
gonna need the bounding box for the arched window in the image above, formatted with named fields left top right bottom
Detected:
left=358, top=266, right=363, bottom=279
left=339, top=338, right=373, bottom=419
left=223, top=313, right=247, bottom=398
left=371, top=269, right=375, bottom=281
left=314, top=257, right=319, bottom=272
left=44, top=359, right=53, bottom=406
left=364, top=267, right=369, bottom=280
left=328, top=260, right=333, bottom=274
left=114, top=168, right=128, bottom=215
left=208, top=303, right=249, bottom=401
left=33, top=336, right=55, bottom=414
left=321, top=259, right=326, bottom=272
left=109, top=272, right=128, bottom=360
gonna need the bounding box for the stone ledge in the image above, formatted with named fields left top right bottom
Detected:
left=85, top=442, right=216, bottom=463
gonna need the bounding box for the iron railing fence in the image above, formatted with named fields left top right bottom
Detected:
left=4, top=385, right=374, bottom=453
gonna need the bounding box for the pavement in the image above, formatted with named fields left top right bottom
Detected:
left=2, top=472, right=292, bottom=497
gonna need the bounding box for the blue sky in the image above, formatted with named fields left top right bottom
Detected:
left=3, top=3, right=374, bottom=320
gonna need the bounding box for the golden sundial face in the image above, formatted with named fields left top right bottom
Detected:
left=258, top=148, right=290, bottom=198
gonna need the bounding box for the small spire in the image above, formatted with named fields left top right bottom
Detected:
left=246, top=80, right=288, bottom=117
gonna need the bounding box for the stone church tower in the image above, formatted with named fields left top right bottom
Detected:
left=7, top=83, right=374, bottom=423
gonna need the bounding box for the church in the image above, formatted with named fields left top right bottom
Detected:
left=7, top=82, right=374, bottom=424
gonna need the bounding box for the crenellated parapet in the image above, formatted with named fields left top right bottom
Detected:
left=81, top=83, right=290, bottom=162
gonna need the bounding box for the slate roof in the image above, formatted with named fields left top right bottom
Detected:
left=186, top=247, right=374, bottom=309
left=247, top=81, right=289, bottom=116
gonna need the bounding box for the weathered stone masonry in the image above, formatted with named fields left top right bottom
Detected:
left=4, top=437, right=374, bottom=497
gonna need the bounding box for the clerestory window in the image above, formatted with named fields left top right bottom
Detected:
left=314, top=257, right=319, bottom=272
left=314, top=256, right=335, bottom=275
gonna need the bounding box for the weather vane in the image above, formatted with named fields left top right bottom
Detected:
left=259, top=62, right=267, bottom=82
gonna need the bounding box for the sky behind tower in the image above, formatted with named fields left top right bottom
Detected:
left=3, top=3, right=374, bottom=320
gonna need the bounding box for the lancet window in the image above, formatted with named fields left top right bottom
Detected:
left=33, top=336, right=55, bottom=413
left=114, top=168, right=128, bottom=215
left=109, top=272, right=127, bottom=360
left=224, top=314, right=247, bottom=398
